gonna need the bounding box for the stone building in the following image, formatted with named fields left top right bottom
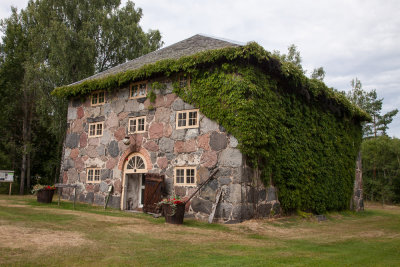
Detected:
left=58, top=34, right=364, bottom=223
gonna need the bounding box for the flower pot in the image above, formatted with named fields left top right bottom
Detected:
left=162, top=203, right=185, bottom=224
left=37, top=189, right=55, bottom=203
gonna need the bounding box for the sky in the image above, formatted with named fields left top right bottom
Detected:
left=1, top=0, right=399, bottom=137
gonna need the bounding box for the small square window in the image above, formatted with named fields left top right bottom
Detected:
left=128, top=117, right=146, bottom=134
left=176, top=109, right=199, bottom=129
left=175, top=167, right=196, bottom=186
left=130, top=81, right=147, bottom=99
left=91, top=91, right=105, bottom=106
left=178, top=73, right=190, bottom=88
left=87, top=168, right=101, bottom=183
left=88, top=122, right=104, bottom=137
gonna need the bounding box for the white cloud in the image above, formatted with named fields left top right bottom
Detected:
left=2, top=0, right=399, bottom=136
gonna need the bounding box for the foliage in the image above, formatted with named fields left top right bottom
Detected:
left=53, top=42, right=368, bottom=213
left=158, top=195, right=184, bottom=216
left=273, top=44, right=304, bottom=73
left=311, top=67, right=326, bottom=81
left=31, top=184, right=56, bottom=194
left=158, top=195, right=184, bottom=205
left=0, top=0, right=163, bottom=193
left=361, top=136, right=400, bottom=204
left=346, top=78, right=398, bottom=137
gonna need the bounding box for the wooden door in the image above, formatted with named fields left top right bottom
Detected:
left=143, top=174, right=165, bottom=213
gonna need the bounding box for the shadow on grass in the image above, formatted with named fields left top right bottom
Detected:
left=8, top=195, right=231, bottom=231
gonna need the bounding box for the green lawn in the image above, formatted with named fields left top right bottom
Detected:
left=0, top=195, right=399, bottom=266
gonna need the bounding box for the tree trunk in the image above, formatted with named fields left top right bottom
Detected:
left=26, top=109, right=32, bottom=190
left=20, top=87, right=31, bottom=195
left=19, top=117, right=27, bottom=195
left=27, top=153, right=31, bottom=190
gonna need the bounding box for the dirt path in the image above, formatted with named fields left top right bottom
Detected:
left=1, top=198, right=399, bottom=255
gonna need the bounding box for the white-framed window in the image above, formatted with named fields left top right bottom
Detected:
left=130, top=81, right=147, bottom=99
left=178, top=73, right=190, bottom=88
left=176, top=109, right=199, bottom=129
left=128, top=116, right=146, bottom=134
left=88, top=122, right=103, bottom=137
left=87, top=168, right=101, bottom=183
left=125, top=154, right=147, bottom=174
left=91, top=91, right=105, bottom=106
left=175, top=167, right=196, bottom=186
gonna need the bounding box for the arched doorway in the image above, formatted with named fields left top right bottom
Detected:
left=121, top=153, right=148, bottom=210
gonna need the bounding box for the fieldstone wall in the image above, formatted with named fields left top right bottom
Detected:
left=62, top=76, right=270, bottom=222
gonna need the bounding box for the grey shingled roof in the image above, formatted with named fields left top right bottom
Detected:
left=72, top=34, right=242, bottom=85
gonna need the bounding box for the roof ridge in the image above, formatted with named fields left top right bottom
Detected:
left=196, top=33, right=246, bottom=46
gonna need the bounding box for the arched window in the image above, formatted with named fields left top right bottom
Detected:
left=125, top=153, right=147, bottom=173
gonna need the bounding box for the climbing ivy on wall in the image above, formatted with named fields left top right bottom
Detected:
left=52, top=43, right=369, bottom=213
left=176, top=64, right=363, bottom=213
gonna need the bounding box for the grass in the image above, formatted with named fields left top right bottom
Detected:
left=0, top=195, right=400, bottom=266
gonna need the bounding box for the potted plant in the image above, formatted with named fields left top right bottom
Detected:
left=32, top=184, right=56, bottom=203
left=158, top=196, right=185, bottom=224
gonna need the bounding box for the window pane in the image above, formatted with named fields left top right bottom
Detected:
left=92, top=93, right=98, bottom=105
left=98, top=92, right=104, bottom=103
left=89, top=124, right=96, bottom=136
left=179, top=76, right=187, bottom=88
left=186, top=169, right=195, bottom=184
left=129, top=119, right=136, bottom=133
left=188, top=111, right=197, bottom=126
left=138, top=118, right=145, bottom=131
left=131, top=85, right=138, bottom=97
left=139, top=83, right=146, bottom=96
left=176, top=169, right=184, bottom=184
left=88, top=169, right=93, bottom=181
left=94, top=169, right=100, bottom=181
left=135, top=156, right=145, bottom=169
left=178, top=112, right=186, bottom=127
left=96, top=123, right=103, bottom=136
left=127, top=158, right=135, bottom=169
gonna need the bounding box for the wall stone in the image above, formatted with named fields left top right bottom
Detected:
left=172, top=98, right=185, bottom=110
left=159, top=137, right=174, bottom=153
left=149, top=122, right=164, bottom=139
left=66, top=133, right=79, bottom=148
left=67, top=107, right=77, bottom=120
left=210, top=132, right=227, bottom=151
left=229, top=135, right=238, bottom=148
left=200, top=117, right=219, bottom=134
left=219, top=148, right=242, bottom=167
left=200, top=151, right=218, bottom=168
left=107, top=140, right=119, bottom=157
left=157, top=157, right=168, bottom=169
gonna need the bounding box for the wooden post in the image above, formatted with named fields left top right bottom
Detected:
left=58, top=187, right=61, bottom=206
left=73, top=187, right=76, bottom=209
left=55, top=183, right=78, bottom=209
left=184, top=168, right=219, bottom=204
left=104, top=185, right=113, bottom=210
left=9, top=182, right=12, bottom=196
left=208, top=188, right=223, bottom=224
